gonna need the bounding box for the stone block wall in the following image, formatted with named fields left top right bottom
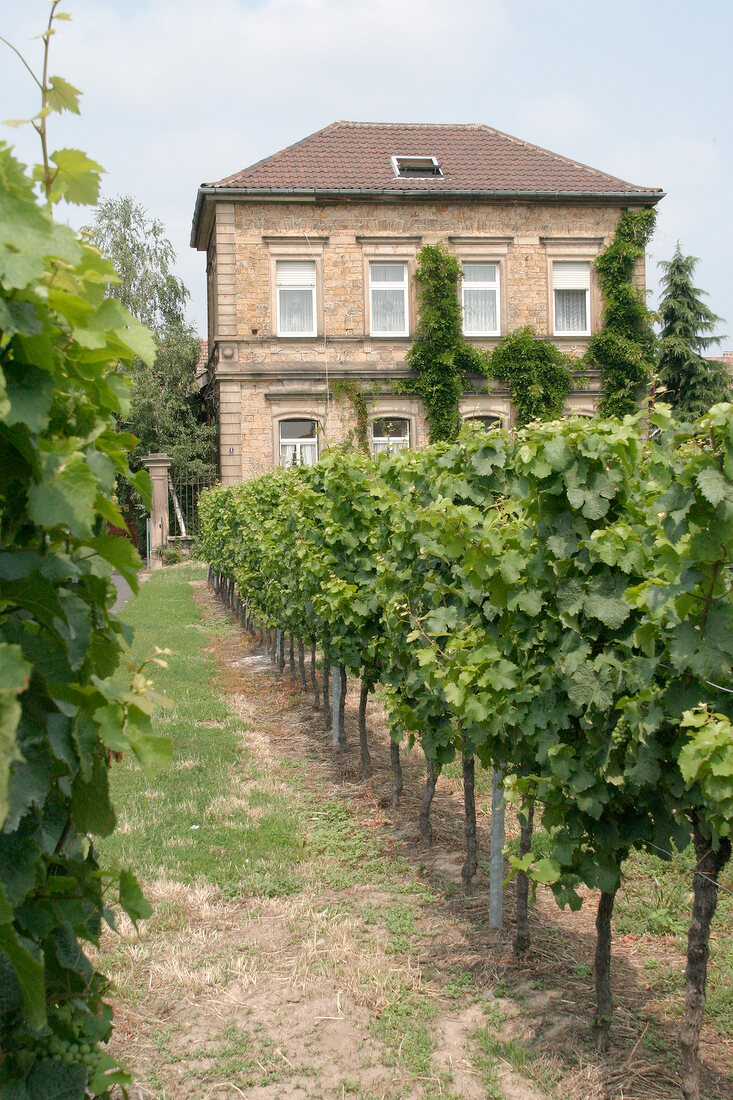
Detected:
left=205, top=196, right=645, bottom=481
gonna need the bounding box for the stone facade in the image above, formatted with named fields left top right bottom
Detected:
left=194, top=150, right=657, bottom=482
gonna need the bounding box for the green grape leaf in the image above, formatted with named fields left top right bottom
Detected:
left=49, top=148, right=104, bottom=206
left=0, top=883, right=45, bottom=1030
left=46, top=75, right=82, bottom=116
left=26, top=1059, right=87, bottom=1099
left=119, top=869, right=152, bottom=926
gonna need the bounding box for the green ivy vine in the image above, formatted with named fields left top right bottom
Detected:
left=586, top=208, right=658, bottom=417
left=405, top=244, right=489, bottom=443
left=329, top=379, right=370, bottom=454
left=490, top=327, right=573, bottom=427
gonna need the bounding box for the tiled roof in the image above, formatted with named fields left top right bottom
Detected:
left=204, top=121, right=662, bottom=198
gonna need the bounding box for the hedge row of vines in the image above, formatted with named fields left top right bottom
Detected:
left=1, top=9, right=167, bottom=1097
left=200, top=404, right=733, bottom=1100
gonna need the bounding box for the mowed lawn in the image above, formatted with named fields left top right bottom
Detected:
left=101, top=564, right=305, bottom=897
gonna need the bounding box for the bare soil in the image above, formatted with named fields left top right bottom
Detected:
left=105, top=580, right=733, bottom=1100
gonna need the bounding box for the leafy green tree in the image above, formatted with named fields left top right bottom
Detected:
left=85, top=195, right=217, bottom=540
left=84, top=195, right=188, bottom=335
left=657, top=245, right=729, bottom=416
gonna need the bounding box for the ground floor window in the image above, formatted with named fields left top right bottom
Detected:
left=279, top=419, right=318, bottom=466
left=372, top=417, right=410, bottom=456
left=463, top=414, right=503, bottom=432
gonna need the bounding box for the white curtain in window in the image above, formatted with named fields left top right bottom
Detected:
left=279, top=419, right=318, bottom=466
left=463, top=288, right=497, bottom=333
left=370, top=263, right=407, bottom=334
left=553, top=262, right=590, bottom=333
left=462, top=263, right=499, bottom=334
left=371, top=289, right=405, bottom=333
left=372, top=418, right=410, bottom=455
left=279, top=289, right=314, bottom=334
left=555, top=289, right=587, bottom=332
left=277, top=261, right=316, bottom=335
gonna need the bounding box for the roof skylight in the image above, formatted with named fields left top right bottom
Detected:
left=391, top=155, right=443, bottom=179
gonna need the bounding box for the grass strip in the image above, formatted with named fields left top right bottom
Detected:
left=100, top=565, right=304, bottom=896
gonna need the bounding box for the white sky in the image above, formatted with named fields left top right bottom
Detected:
left=1, top=0, right=731, bottom=345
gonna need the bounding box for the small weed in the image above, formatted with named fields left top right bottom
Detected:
left=573, top=963, right=592, bottom=978
left=383, top=903, right=415, bottom=952
left=442, top=969, right=474, bottom=1001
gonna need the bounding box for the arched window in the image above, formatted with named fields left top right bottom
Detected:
left=279, top=419, right=318, bottom=466
left=463, top=414, right=503, bottom=432
left=371, top=417, right=410, bottom=456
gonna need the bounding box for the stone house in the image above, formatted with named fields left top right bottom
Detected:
left=190, top=122, right=664, bottom=482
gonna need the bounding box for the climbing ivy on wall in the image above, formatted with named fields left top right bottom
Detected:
left=586, top=208, right=658, bottom=417
left=405, top=244, right=489, bottom=442
left=329, top=379, right=370, bottom=454
left=490, top=327, right=573, bottom=427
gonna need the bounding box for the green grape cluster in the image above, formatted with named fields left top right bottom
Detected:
left=47, top=1034, right=101, bottom=1070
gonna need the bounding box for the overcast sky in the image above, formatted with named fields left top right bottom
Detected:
left=1, top=0, right=731, bottom=346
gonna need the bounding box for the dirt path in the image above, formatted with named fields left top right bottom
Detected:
left=104, top=579, right=733, bottom=1100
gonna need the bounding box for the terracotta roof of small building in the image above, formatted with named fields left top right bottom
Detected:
left=204, top=121, right=663, bottom=198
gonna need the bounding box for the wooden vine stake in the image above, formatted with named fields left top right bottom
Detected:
left=513, top=799, right=534, bottom=956
left=390, top=740, right=403, bottom=809
left=310, top=645, right=320, bottom=708
left=461, top=753, right=478, bottom=894
left=357, top=677, right=372, bottom=777
left=323, top=656, right=331, bottom=730
left=331, top=665, right=343, bottom=747
left=489, top=768, right=505, bottom=928
left=297, top=637, right=307, bottom=690
left=419, top=758, right=438, bottom=847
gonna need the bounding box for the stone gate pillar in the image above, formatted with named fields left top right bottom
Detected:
left=144, top=453, right=171, bottom=570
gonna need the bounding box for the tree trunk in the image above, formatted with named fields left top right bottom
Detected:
left=419, top=758, right=438, bottom=847
left=594, top=889, right=616, bottom=1052
left=680, top=822, right=732, bottom=1100
left=289, top=629, right=295, bottom=672
left=358, top=678, right=372, bottom=777
left=513, top=799, right=535, bottom=957
left=338, top=667, right=347, bottom=746
left=277, top=628, right=285, bottom=672
left=462, top=752, right=478, bottom=895
left=310, top=645, right=320, bottom=709
left=297, top=637, right=307, bottom=690
left=207, top=565, right=213, bottom=587
left=323, top=657, right=331, bottom=730
left=390, top=740, right=403, bottom=809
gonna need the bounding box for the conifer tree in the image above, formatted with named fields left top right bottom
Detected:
left=657, top=245, right=729, bottom=416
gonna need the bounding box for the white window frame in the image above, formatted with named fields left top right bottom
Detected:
left=278, top=418, right=319, bottom=467
left=276, top=260, right=317, bottom=338
left=461, top=262, right=501, bottom=337
left=371, top=417, right=411, bottom=456
left=390, top=155, right=442, bottom=179
left=552, top=261, right=591, bottom=337
left=369, top=261, right=409, bottom=338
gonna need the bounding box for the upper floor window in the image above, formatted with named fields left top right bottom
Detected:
left=372, top=417, right=410, bottom=456
left=553, top=261, right=590, bottom=336
left=276, top=260, right=316, bottom=337
left=462, top=263, right=500, bottom=336
left=369, top=262, right=408, bottom=337
left=279, top=419, right=318, bottom=466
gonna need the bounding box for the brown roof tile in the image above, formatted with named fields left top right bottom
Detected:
left=205, top=121, right=662, bottom=198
